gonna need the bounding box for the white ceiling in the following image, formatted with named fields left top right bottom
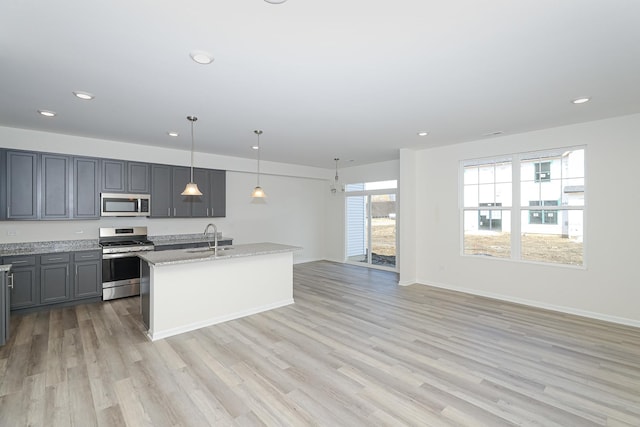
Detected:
left=1, top=0, right=639, bottom=169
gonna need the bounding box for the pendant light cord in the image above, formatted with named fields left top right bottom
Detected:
left=190, top=118, right=195, bottom=182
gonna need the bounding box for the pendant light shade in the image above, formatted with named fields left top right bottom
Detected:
left=181, top=115, right=203, bottom=196
left=252, top=130, right=266, bottom=198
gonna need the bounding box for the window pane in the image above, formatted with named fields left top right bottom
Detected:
left=495, top=183, right=512, bottom=206
left=521, top=210, right=583, bottom=266
left=464, top=167, right=478, bottom=185
left=495, top=163, right=512, bottom=183
left=540, top=179, right=562, bottom=201
left=464, top=210, right=511, bottom=258
left=478, top=184, right=495, bottom=204
left=371, top=194, right=396, bottom=267
left=346, top=196, right=367, bottom=263
left=464, top=185, right=479, bottom=207
left=521, top=181, right=540, bottom=206
left=478, top=166, right=495, bottom=184
left=563, top=149, right=585, bottom=178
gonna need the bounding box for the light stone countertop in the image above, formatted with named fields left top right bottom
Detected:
left=0, top=240, right=101, bottom=257
left=138, top=242, right=301, bottom=266
left=150, top=234, right=233, bottom=247
left=0, top=264, right=11, bottom=272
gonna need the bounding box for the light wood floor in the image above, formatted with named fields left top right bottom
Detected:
left=1, top=261, right=640, bottom=426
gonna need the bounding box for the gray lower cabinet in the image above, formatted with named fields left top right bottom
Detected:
left=73, top=251, right=102, bottom=299
left=73, top=157, right=100, bottom=219
left=6, top=151, right=38, bottom=219
left=2, top=255, right=38, bottom=309
left=40, top=253, right=71, bottom=304
left=1, top=268, right=11, bottom=346
left=41, top=153, right=71, bottom=219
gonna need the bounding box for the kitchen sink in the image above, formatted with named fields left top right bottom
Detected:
left=186, top=247, right=234, bottom=254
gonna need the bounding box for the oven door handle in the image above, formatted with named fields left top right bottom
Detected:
left=102, top=252, right=142, bottom=260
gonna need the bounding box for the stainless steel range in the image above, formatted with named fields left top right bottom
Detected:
left=99, top=226, right=154, bottom=300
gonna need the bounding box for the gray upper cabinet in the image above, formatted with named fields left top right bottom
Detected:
left=6, top=151, right=38, bottom=219
left=171, top=166, right=192, bottom=217
left=190, top=168, right=210, bottom=217
left=0, top=150, right=6, bottom=220
left=101, top=159, right=126, bottom=193
left=128, top=162, right=150, bottom=193
left=150, top=164, right=171, bottom=217
left=210, top=169, right=226, bottom=218
left=101, top=160, right=150, bottom=194
left=41, top=154, right=70, bottom=219
left=191, top=168, right=226, bottom=218
left=73, top=157, right=100, bottom=219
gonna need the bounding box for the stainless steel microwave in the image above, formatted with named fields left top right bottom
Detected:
left=100, top=193, right=150, bottom=217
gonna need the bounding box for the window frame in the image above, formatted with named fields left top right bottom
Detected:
left=460, top=146, right=586, bottom=268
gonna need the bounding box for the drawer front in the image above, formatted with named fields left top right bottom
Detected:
left=73, top=250, right=101, bottom=262
left=40, top=253, right=71, bottom=265
left=3, top=255, right=36, bottom=267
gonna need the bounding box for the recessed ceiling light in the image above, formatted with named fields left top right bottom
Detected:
left=168, top=132, right=179, bottom=137
left=73, top=91, right=94, bottom=100
left=38, top=109, right=56, bottom=117
left=190, top=51, right=214, bottom=65
left=264, top=0, right=287, bottom=3
left=417, top=131, right=428, bottom=136
left=251, top=145, right=259, bottom=150
left=572, top=97, right=591, bottom=104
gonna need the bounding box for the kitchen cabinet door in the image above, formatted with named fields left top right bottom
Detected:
left=1, top=270, right=9, bottom=346
left=73, top=251, right=102, bottom=299
left=190, top=168, right=210, bottom=217
left=3, top=255, right=39, bottom=309
left=171, top=166, right=192, bottom=217
left=128, top=162, right=150, bottom=193
left=6, top=151, right=38, bottom=219
left=41, top=154, right=71, bottom=219
left=101, top=159, right=126, bottom=193
left=73, top=157, right=100, bottom=219
left=40, top=263, right=70, bottom=304
left=0, top=150, right=6, bottom=220
left=150, top=164, right=171, bottom=217
left=209, top=169, right=226, bottom=217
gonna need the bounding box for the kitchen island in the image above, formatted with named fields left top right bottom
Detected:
left=138, top=242, right=300, bottom=341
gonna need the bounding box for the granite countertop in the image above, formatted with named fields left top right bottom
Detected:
left=149, top=234, right=233, bottom=247
left=0, top=264, right=11, bottom=272
left=0, top=239, right=101, bottom=257
left=138, top=242, right=301, bottom=266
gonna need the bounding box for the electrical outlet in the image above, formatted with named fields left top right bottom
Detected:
left=75, top=230, right=84, bottom=234
left=7, top=230, right=17, bottom=236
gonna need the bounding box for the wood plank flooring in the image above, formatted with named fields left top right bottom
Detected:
left=1, top=260, right=640, bottom=426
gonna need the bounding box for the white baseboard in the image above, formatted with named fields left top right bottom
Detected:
left=413, top=280, right=640, bottom=329
left=148, top=298, right=295, bottom=341
left=398, top=280, right=415, bottom=287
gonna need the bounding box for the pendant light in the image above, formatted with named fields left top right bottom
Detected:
left=181, top=115, right=203, bottom=196
left=251, top=130, right=266, bottom=198
left=330, top=157, right=343, bottom=193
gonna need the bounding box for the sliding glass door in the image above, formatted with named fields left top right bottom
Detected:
left=345, top=181, right=397, bottom=269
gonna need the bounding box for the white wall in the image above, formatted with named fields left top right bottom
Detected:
left=408, top=113, right=640, bottom=326
left=0, top=126, right=328, bottom=264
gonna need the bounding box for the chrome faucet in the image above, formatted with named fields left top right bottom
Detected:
left=204, top=223, right=218, bottom=251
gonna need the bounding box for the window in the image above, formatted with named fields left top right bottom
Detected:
left=462, top=148, right=584, bottom=266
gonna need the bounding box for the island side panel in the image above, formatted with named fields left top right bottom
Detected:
left=149, top=251, right=294, bottom=340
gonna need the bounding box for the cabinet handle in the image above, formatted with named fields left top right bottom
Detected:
left=173, top=208, right=176, bottom=216
left=7, top=274, right=14, bottom=289
left=48, top=257, right=63, bottom=261
left=11, top=260, right=27, bottom=264
left=80, top=255, right=93, bottom=258
left=167, top=208, right=170, bottom=216
left=76, top=265, right=78, bottom=277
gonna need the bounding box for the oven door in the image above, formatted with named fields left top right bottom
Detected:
left=102, top=252, right=141, bottom=300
